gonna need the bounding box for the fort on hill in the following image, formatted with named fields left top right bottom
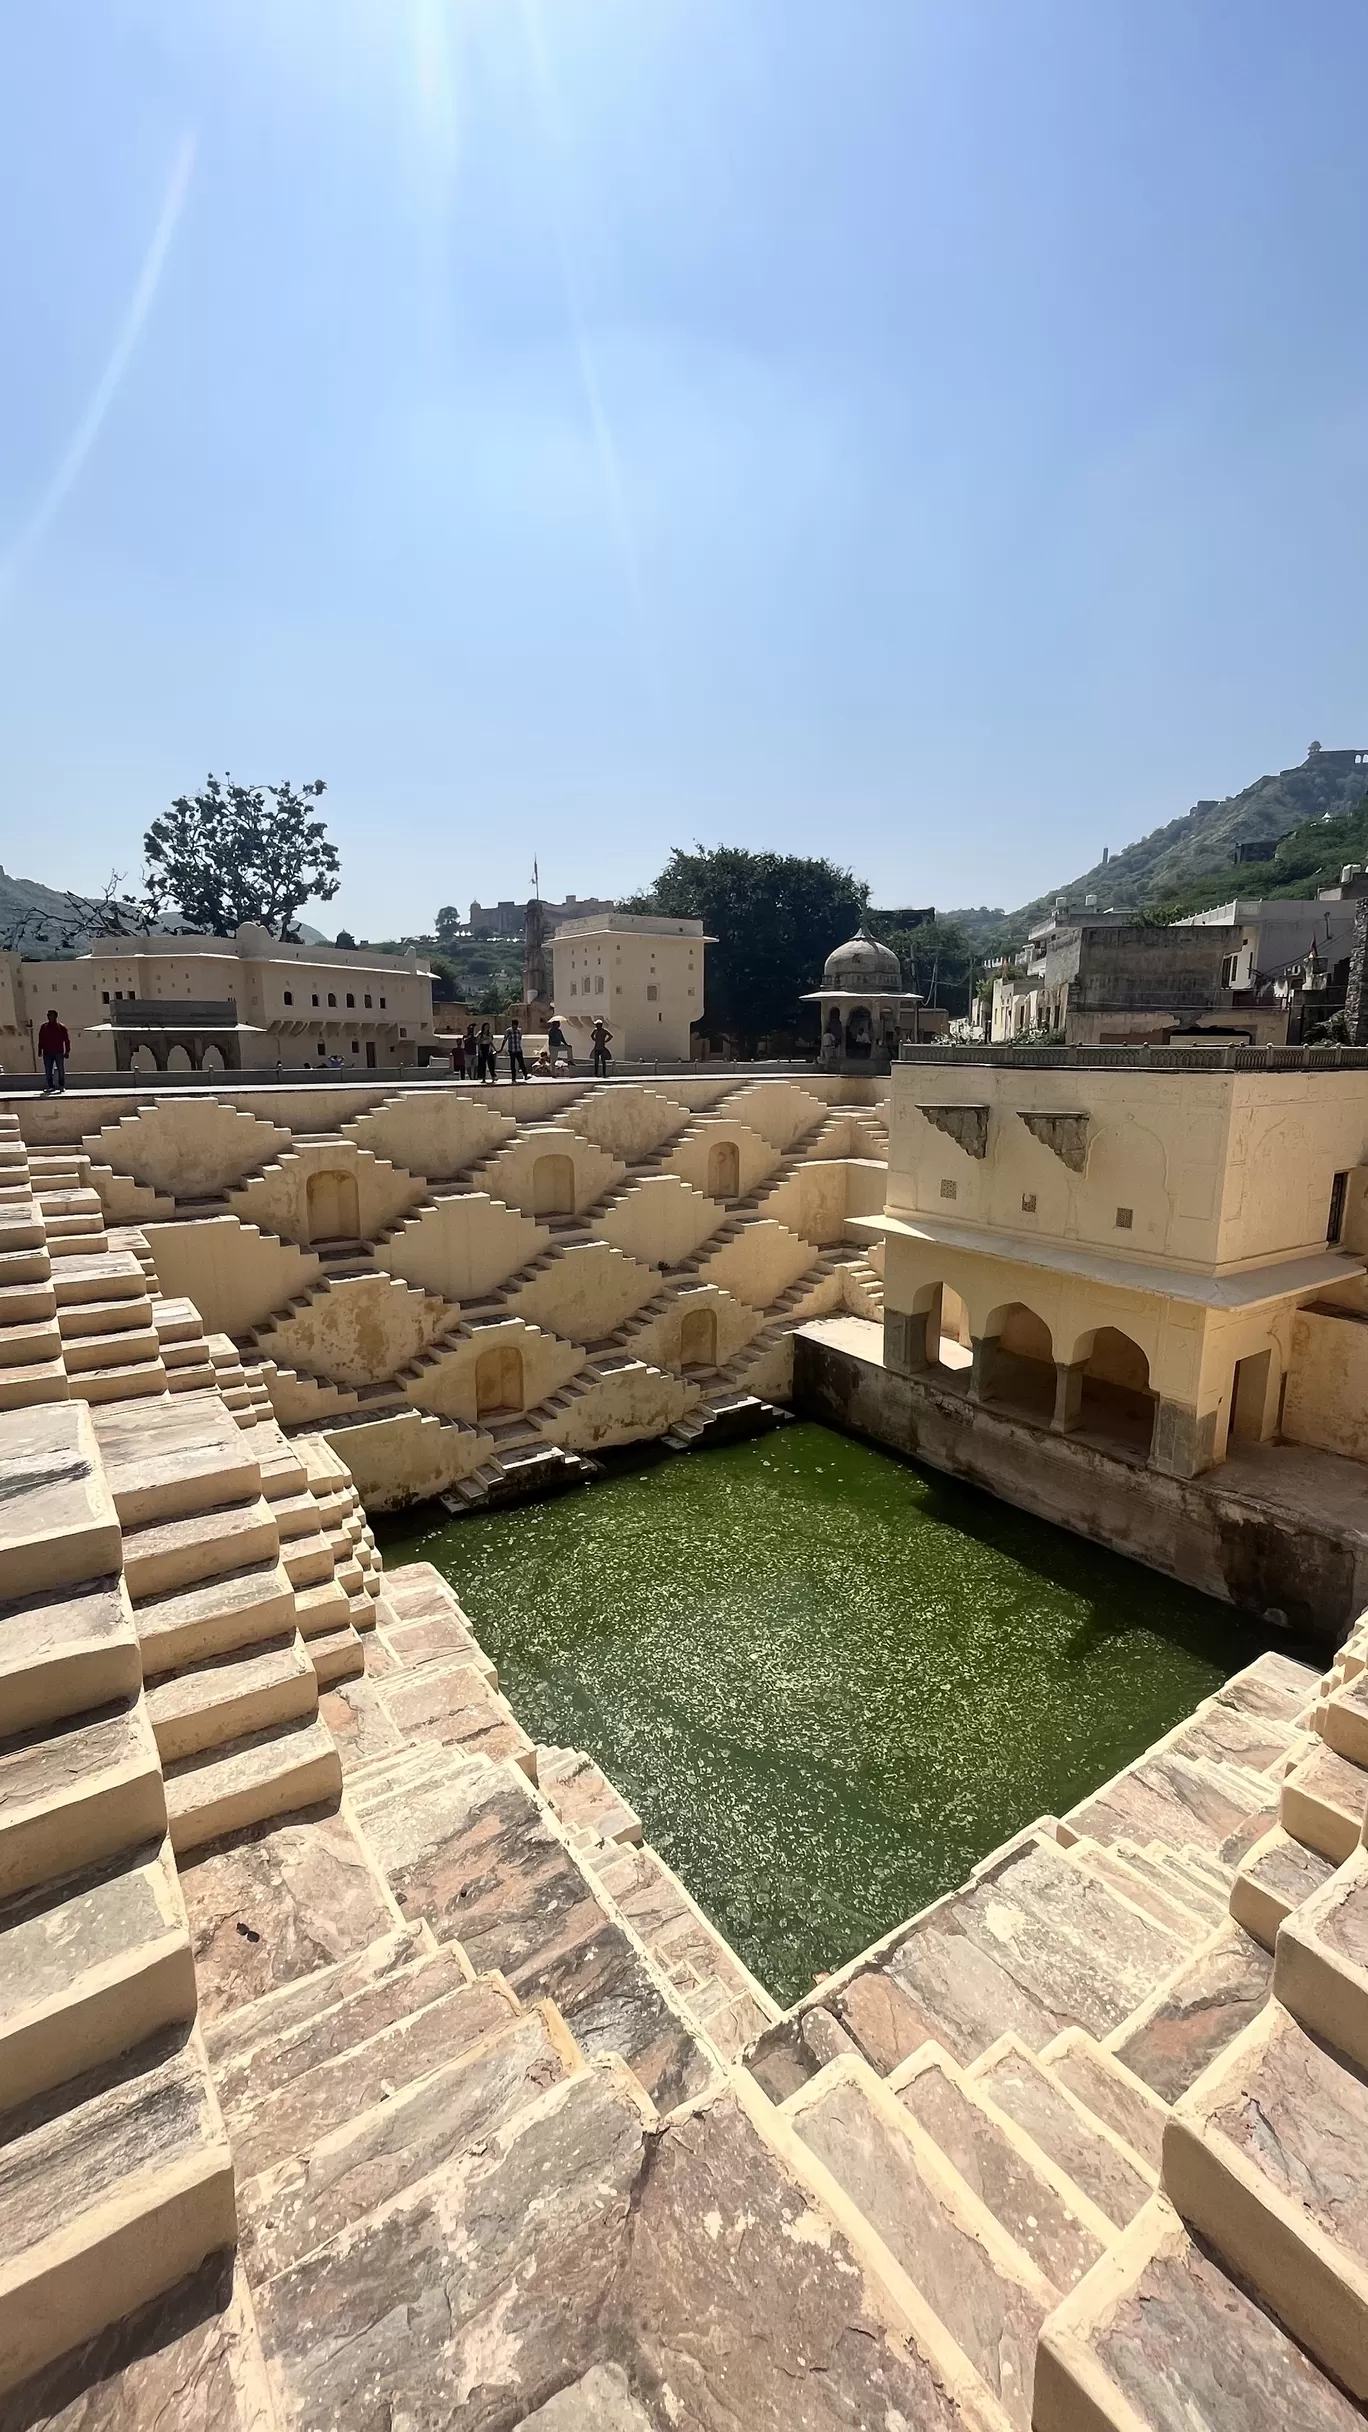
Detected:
left=5, top=994, right=1368, bottom=2423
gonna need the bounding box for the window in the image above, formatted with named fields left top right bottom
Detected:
left=1021, top=1192, right=1036, bottom=1214
left=399, top=1025, right=407, bottom=1038
left=351, top=1039, right=360, bottom=1053
left=379, top=996, right=387, bottom=1009
left=1328, top=1170, right=1349, bottom=1244
left=940, top=1178, right=957, bottom=1200
left=595, top=976, right=605, bottom=994
left=327, top=992, right=337, bottom=1007
left=1115, top=1206, right=1134, bottom=1230
left=101, top=990, right=109, bottom=1004
left=364, top=993, right=372, bottom=1009
left=312, top=993, right=319, bottom=1007
left=646, top=984, right=658, bottom=1002
left=569, top=982, right=577, bottom=996
left=346, top=993, right=355, bottom=1008
left=316, top=1040, right=325, bottom=1056
left=283, top=990, right=293, bottom=1005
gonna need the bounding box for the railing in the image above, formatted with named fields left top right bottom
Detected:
left=109, top=998, right=238, bottom=1027
left=900, top=1041, right=1368, bottom=1073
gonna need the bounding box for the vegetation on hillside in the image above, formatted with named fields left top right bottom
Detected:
left=1142, top=793, right=1368, bottom=923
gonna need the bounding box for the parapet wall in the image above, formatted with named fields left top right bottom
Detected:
left=0, top=1074, right=890, bottom=1510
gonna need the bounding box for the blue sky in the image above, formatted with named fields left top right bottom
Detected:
left=3, top=1, right=1367, bottom=938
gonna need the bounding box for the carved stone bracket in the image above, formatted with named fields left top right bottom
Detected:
left=918, top=1103, right=989, bottom=1160
left=1018, top=1111, right=1090, bottom=1173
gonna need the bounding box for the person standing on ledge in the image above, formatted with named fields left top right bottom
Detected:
left=500, top=1014, right=528, bottom=1080
left=590, top=1016, right=612, bottom=1077
left=547, top=1010, right=572, bottom=1070
left=38, top=1008, right=70, bottom=1094
left=476, top=1020, right=497, bottom=1082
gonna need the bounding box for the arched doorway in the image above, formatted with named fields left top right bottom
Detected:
left=678, top=1305, right=717, bottom=1370
left=1079, top=1328, right=1156, bottom=1457
left=476, top=1341, right=524, bottom=1415
left=936, top=1283, right=972, bottom=1374
left=166, top=1042, right=193, bottom=1072
left=706, top=1140, right=740, bottom=1201
left=981, top=1302, right=1055, bottom=1419
left=306, top=1167, right=361, bottom=1242
left=201, top=1042, right=226, bottom=1071
left=533, top=1153, right=575, bottom=1216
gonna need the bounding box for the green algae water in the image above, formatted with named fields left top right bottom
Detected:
left=377, top=1424, right=1297, bottom=2007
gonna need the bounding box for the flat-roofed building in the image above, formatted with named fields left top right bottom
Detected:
left=550, top=913, right=710, bottom=1062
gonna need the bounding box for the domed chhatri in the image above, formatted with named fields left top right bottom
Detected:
left=820, top=925, right=904, bottom=994
left=803, top=921, right=935, bottom=1072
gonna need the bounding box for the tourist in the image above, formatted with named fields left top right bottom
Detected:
left=476, top=1021, right=497, bottom=1083
left=547, top=1011, right=572, bottom=1070
left=451, top=1033, right=466, bottom=1077
left=38, top=1008, right=70, bottom=1094
left=532, top=1048, right=553, bottom=1074
left=500, top=1015, right=529, bottom=1080
left=463, top=1021, right=478, bottom=1077
left=590, top=1016, right=613, bottom=1077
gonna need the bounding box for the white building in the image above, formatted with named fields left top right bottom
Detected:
left=550, top=914, right=710, bottom=1062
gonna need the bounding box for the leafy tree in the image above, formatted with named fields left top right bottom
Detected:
left=143, top=774, right=340, bottom=940
left=335, top=928, right=357, bottom=949
left=435, top=904, right=463, bottom=945
left=623, top=846, right=868, bottom=1052
left=874, top=912, right=977, bottom=1017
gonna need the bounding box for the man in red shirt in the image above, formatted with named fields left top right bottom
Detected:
left=38, top=1010, right=70, bottom=1095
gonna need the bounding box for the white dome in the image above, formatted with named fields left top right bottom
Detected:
left=821, top=924, right=903, bottom=992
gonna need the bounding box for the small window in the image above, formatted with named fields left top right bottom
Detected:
left=316, top=1040, right=325, bottom=1056
left=364, top=993, right=372, bottom=1009
left=101, top=990, right=109, bottom=1004
left=569, top=981, right=577, bottom=997
left=399, top=1025, right=408, bottom=1038
left=380, top=996, right=387, bottom=1009
left=312, top=993, right=319, bottom=1007
left=1021, top=1192, right=1036, bottom=1214
left=327, top=992, right=337, bottom=1007
left=646, top=984, right=659, bottom=1002
left=346, top=992, right=355, bottom=1008
left=940, top=1178, right=957, bottom=1200
left=1115, top=1206, right=1134, bottom=1230
left=283, top=990, right=293, bottom=1005
left=1328, top=1170, right=1349, bottom=1244
left=351, top=1039, right=360, bottom=1053
left=595, top=976, right=605, bottom=994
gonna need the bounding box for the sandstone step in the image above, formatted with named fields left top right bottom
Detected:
left=1321, top=1668, right=1368, bottom=1771
left=1282, top=1740, right=1368, bottom=1860
left=308, top=1621, right=364, bottom=1686
left=293, top=1576, right=350, bottom=1639
left=212, top=1940, right=479, bottom=2126
left=1109, top=1838, right=1223, bottom=1924
left=1104, top=1919, right=1272, bottom=2104
left=228, top=1966, right=521, bottom=2183
left=133, top=1559, right=296, bottom=1676
left=343, top=1741, right=456, bottom=1811
left=62, top=1322, right=160, bottom=1375
left=0, top=1697, right=165, bottom=1898
left=0, top=2028, right=235, bottom=2398
left=163, top=1713, right=342, bottom=1853
left=270, top=1490, right=323, bottom=1541
left=121, top=1495, right=278, bottom=1599
left=0, top=1275, right=56, bottom=1326
left=70, top=1356, right=167, bottom=1404
left=144, top=1633, right=316, bottom=1764
left=1040, top=2028, right=1170, bottom=2174
left=1064, top=1837, right=1214, bottom=1942
left=753, top=1829, right=1190, bottom=2094
left=1230, top=1822, right=1336, bottom=1950
left=968, top=2033, right=1155, bottom=2229
left=0, top=1245, right=54, bottom=1290
left=48, top=1250, right=146, bottom=1304
left=1274, top=1839, right=1368, bottom=2072
left=280, top=1529, right=334, bottom=1588
left=1033, top=2191, right=1363, bottom=2432
left=358, top=1754, right=714, bottom=2114
left=0, top=1354, right=68, bottom=1409
left=537, top=1746, right=643, bottom=1846
left=0, top=1835, right=195, bottom=2109
left=0, top=1315, right=62, bottom=1367
left=375, top=1654, right=536, bottom=1776
left=0, top=1400, right=123, bottom=1599
left=378, top=1603, right=495, bottom=1679
left=150, top=1297, right=204, bottom=1343
left=201, top=1922, right=428, bottom=2075
left=57, top=1293, right=153, bottom=1340
left=889, top=2042, right=1114, bottom=2293
left=785, top=2052, right=1053, bottom=2429
left=238, top=1999, right=579, bottom=2285
left=0, top=1576, right=140, bottom=1736
left=92, top=1392, right=260, bottom=1525
left=1060, top=1749, right=1277, bottom=1863
left=1165, top=1994, right=1368, bottom=2398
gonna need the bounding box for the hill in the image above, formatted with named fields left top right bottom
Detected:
left=947, top=747, right=1368, bottom=943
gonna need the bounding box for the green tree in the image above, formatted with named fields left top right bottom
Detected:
left=335, top=928, right=357, bottom=949
left=143, top=774, right=340, bottom=940
left=435, top=904, right=463, bottom=946
left=623, top=846, right=868, bottom=1052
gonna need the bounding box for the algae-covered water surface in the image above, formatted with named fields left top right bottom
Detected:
left=377, top=1423, right=1296, bottom=2006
